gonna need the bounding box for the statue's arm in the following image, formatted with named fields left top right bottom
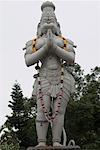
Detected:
left=54, top=40, right=75, bottom=63
left=24, top=30, right=54, bottom=66
left=24, top=40, right=48, bottom=67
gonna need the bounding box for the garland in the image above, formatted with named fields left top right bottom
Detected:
left=36, top=62, right=64, bottom=122
left=32, top=35, right=68, bottom=122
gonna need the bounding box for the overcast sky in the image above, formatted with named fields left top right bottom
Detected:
left=0, top=0, right=100, bottom=126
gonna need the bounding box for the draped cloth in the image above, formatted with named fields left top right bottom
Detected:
left=32, top=66, right=75, bottom=100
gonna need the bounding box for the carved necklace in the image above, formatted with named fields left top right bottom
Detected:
left=36, top=62, right=64, bottom=122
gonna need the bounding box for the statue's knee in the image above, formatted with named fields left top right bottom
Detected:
left=36, top=107, right=46, bottom=120
left=58, top=107, right=65, bottom=115
left=58, top=102, right=67, bottom=115
left=36, top=112, right=46, bottom=121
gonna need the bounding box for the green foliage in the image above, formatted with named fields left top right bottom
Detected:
left=0, top=82, right=37, bottom=149
left=65, top=66, right=100, bottom=149
left=0, top=127, right=20, bottom=150
left=0, top=142, right=19, bottom=150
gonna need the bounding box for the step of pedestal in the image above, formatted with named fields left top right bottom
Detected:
left=27, top=145, right=80, bottom=150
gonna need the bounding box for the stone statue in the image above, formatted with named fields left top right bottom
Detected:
left=24, top=1, right=76, bottom=148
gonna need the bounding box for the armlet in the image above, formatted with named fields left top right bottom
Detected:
left=59, top=36, right=68, bottom=51
left=32, top=38, right=38, bottom=53
left=59, top=36, right=76, bottom=52
left=59, top=36, right=75, bottom=64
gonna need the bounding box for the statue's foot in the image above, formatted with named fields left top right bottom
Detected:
left=35, top=142, right=46, bottom=147
left=53, top=142, right=63, bottom=147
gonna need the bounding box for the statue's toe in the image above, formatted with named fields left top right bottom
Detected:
left=53, top=142, right=63, bottom=147
left=35, top=142, right=46, bottom=147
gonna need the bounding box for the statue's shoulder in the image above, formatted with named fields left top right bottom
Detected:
left=67, top=38, right=74, bottom=46
left=25, top=37, right=37, bottom=53
left=26, top=40, right=33, bottom=47
left=26, top=37, right=37, bottom=47
left=61, top=36, right=74, bottom=45
left=59, top=36, right=76, bottom=53
left=59, top=35, right=74, bottom=45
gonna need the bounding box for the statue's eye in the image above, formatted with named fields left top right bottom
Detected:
left=57, top=22, right=60, bottom=28
left=42, top=18, right=48, bottom=23
left=38, top=23, right=40, bottom=28
left=51, top=20, right=55, bottom=23
left=50, top=17, right=55, bottom=22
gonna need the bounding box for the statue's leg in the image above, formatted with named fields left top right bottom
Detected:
left=36, top=95, right=50, bottom=146
left=52, top=95, right=69, bottom=146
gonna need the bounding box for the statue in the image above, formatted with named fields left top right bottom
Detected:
left=24, top=1, right=77, bottom=148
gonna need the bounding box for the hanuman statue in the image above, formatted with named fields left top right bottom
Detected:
left=24, top=1, right=76, bottom=147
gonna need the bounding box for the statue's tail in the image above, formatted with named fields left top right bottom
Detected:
left=62, top=127, right=67, bottom=146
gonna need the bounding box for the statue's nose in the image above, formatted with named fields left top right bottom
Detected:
left=47, top=19, right=51, bottom=24
left=47, top=21, right=50, bottom=24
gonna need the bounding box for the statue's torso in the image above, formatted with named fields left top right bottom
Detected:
left=35, top=35, right=63, bottom=84
left=32, top=35, right=75, bottom=97
left=40, top=54, right=61, bottom=85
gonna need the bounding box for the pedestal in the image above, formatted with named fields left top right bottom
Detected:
left=27, top=145, right=80, bottom=150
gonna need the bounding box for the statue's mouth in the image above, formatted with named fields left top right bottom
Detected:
left=40, top=23, right=59, bottom=36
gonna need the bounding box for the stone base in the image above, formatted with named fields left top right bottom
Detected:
left=27, top=145, right=80, bottom=150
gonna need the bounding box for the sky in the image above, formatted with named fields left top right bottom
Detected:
left=0, top=0, right=100, bottom=127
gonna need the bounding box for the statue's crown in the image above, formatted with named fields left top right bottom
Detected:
left=41, top=1, right=55, bottom=11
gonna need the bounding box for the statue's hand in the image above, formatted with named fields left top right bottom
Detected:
left=47, top=29, right=53, bottom=40
left=46, top=29, right=53, bottom=49
left=43, top=29, right=58, bottom=53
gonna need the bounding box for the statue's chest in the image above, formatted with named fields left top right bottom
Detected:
left=40, top=55, right=61, bottom=83
left=43, top=55, right=61, bottom=70
left=35, top=36, right=64, bottom=50
left=54, top=36, right=64, bottom=48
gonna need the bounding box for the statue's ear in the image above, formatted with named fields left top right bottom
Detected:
left=57, top=22, right=61, bottom=35
left=37, top=22, right=40, bottom=28
left=37, top=23, right=41, bottom=37
left=57, top=22, right=60, bottom=28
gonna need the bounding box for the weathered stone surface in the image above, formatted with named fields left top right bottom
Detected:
left=24, top=1, right=77, bottom=148
left=27, top=145, right=80, bottom=150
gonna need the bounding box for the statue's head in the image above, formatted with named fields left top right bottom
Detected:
left=37, top=1, right=61, bottom=37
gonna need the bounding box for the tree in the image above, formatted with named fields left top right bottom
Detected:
left=7, top=82, right=24, bottom=130
left=65, top=66, right=100, bottom=149
left=0, top=126, right=20, bottom=150
left=1, top=82, right=37, bottom=149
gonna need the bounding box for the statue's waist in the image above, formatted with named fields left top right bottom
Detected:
left=39, top=67, right=61, bottom=77
left=38, top=66, right=74, bottom=85
left=39, top=68, right=60, bottom=84
left=41, top=55, right=61, bottom=69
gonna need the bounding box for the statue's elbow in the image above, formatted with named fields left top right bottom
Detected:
left=70, top=53, right=75, bottom=62
left=64, top=53, right=75, bottom=63
left=25, top=55, right=37, bottom=67
left=24, top=55, right=32, bottom=67
left=71, top=56, right=75, bottom=62
left=25, top=59, right=31, bottom=67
